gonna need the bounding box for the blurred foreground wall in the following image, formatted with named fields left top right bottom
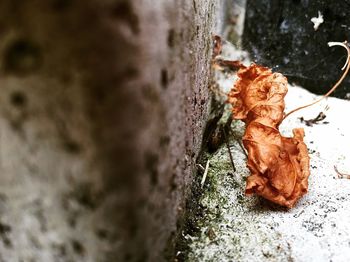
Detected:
left=0, top=0, right=220, bottom=261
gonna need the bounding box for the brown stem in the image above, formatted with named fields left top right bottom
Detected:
left=223, top=128, right=236, bottom=173
left=283, top=41, right=350, bottom=120
left=334, top=165, right=350, bottom=179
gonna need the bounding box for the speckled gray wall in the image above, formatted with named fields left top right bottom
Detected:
left=0, top=0, right=220, bottom=261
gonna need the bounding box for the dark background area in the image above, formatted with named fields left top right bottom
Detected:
left=243, top=0, right=350, bottom=98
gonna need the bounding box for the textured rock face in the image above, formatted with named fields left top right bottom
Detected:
left=187, top=85, right=350, bottom=262
left=0, top=1, right=219, bottom=261
left=243, top=0, right=350, bottom=98
left=187, top=33, right=350, bottom=261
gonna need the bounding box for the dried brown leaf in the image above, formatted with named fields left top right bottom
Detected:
left=228, top=63, right=310, bottom=208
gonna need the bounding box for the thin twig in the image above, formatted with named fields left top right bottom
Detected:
left=213, top=59, right=245, bottom=71
left=237, top=140, right=247, bottom=158
left=229, top=129, right=248, bottom=158
left=334, top=165, right=350, bottom=179
left=284, top=41, right=350, bottom=120
left=201, top=160, right=210, bottom=188
left=299, top=111, right=327, bottom=126
left=223, top=128, right=236, bottom=173
left=196, top=163, right=205, bottom=173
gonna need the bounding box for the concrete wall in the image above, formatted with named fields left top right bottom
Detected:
left=0, top=0, right=220, bottom=261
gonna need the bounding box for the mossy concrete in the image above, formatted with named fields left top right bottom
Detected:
left=185, top=3, right=350, bottom=260
left=186, top=78, right=350, bottom=261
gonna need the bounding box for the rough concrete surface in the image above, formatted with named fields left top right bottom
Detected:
left=0, top=1, right=221, bottom=261
left=187, top=56, right=350, bottom=261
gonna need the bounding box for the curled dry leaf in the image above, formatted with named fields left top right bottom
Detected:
left=227, top=63, right=310, bottom=208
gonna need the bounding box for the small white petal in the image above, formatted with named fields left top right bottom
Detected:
left=311, top=11, right=324, bottom=31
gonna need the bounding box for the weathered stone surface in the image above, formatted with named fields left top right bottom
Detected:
left=187, top=42, right=350, bottom=261
left=243, top=0, right=350, bottom=98
left=0, top=1, right=220, bottom=261
left=188, top=85, right=350, bottom=262
left=184, top=2, right=350, bottom=261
